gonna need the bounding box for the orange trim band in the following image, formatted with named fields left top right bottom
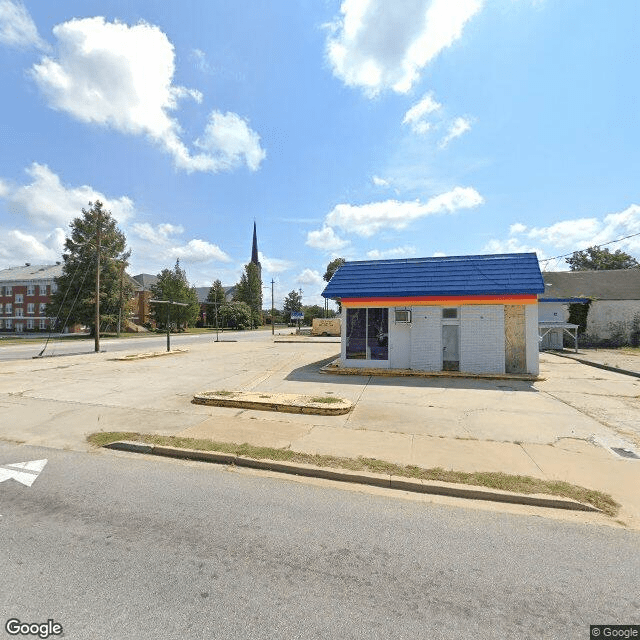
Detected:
left=341, top=294, right=537, bottom=308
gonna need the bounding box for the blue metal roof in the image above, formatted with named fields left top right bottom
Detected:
left=321, top=253, right=545, bottom=299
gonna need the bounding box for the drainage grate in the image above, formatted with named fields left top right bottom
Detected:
left=611, top=447, right=640, bottom=460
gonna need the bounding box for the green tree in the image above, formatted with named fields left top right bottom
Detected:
left=303, top=304, right=327, bottom=325
left=47, top=201, right=132, bottom=335
left=220, top=300, right=252, bottom=330
left=566, top=246, right=639, bottom=271
left=283, top=290, right=302, bottom=323
left=206, top=279, right=227, bottom=328
left=323, top=257, right=346, bottom=282
left=323, top=257, right=346, bottom=312
left=150, top=259, right=200, bottom=331
left=234, top=262, right=262, bottom=328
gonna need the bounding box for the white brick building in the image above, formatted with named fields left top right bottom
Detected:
left=322, top=254, right=545, bottom=376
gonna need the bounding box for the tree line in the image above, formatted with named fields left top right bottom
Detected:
left=46, top=201, right=638, bottom=335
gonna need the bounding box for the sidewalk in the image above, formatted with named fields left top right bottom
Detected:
left=0, top=338, right=639, bottom=528
left=548, top=347, right=640, bottom=378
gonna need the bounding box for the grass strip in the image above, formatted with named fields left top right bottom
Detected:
left=309, top=396, right=343, bottom=404
left=87, top=431, right=620, bottom=517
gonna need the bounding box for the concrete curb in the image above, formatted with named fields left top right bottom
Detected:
left=105, top=441, right=601, bottom=513
left=192, top=392, right=352, bottom=415
left=549, top=351, right=640, bottom=379
left=320, top=360, right=540, bottom=382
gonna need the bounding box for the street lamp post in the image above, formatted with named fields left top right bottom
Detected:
left=94, top=207, right=102, bottom=353
left=149, top=299, right=189, bottom=351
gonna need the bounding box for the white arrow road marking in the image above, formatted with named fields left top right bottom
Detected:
left=0, top=459, right=48, bottom=487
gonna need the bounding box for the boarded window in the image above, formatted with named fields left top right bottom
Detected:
left=504, top=305, right=526, bottom=374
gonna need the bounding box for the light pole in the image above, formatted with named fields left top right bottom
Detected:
left=94, top=207, right=102, bottom=353
left=149, top=299, right=189, bottom=351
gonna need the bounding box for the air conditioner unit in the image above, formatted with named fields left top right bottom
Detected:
left=394, top=309, right=411, bottom=323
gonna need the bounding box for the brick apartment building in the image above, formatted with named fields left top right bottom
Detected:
left=0, top=263, right=63, bottom=333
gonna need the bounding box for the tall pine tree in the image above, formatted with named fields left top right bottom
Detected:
left=47, top=201, right=132, bottom=335
left=234, top=262, right=262, bottom=328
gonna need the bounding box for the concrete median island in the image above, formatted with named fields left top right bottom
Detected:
left=192, top=390, right=353, bottom=415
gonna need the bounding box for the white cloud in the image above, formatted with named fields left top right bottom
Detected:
left=3, top=163, right=135, bottom=227
left=31, top=17, right=264, bottom=173
left=0, top=0, right=47, bottom=50
left=325, top=186, right=483, bottom=237
left=509, top=222, right=527, bottom=235
left=0, top=163, right=235, bottom=277
left=372, top=175, right=389, bottom=187
left=439, top=116, right=472, bottom=148
left=257, top=251, right=293, bottom=274
left=296, top=269, right=324, bottom=287
left=191, top=48, right=210, bottom=73
left=481, top=237, right=545, bottom=257
left=366, top=245, right=416, bottom=259
left=167, top=239, right=231, bottom=263
left=131, top=222, right=184, bottom=245
left=526, top=218, right=601, bottom=249
left=306, top=225, right=351, bottom=251
left=402, top=92, right=441, bottom=134
left=482, top=203, right=640, bottom=265
left=0, top=228, right=62, bottom=263
left=195, top=111, right=266, bottom=172
left=327, top=0, right=483, bottom=95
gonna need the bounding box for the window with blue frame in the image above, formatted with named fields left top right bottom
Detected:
left=346, top=308, right=388, bottom=360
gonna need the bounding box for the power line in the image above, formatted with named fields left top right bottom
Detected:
left=539, top=229, right=640, bottom=265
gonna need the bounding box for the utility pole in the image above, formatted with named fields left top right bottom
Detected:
left=214, top=301, right=219, bottom=342
left=271, top=278, right=275, bottom=335
left=117, top=260, right=124, bottom=338
left=94, top=206, right=102, bottom=353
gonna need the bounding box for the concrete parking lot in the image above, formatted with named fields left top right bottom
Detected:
left=1, top=334, right=639, bottom=527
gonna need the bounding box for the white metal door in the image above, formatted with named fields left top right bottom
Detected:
left=442, top=324, right=459, bottom=370
left=390, top=323, right=411, bottom=368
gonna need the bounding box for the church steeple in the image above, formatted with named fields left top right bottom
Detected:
left=251, top=221, right=259, bottom=266
left=251, top=221, right=262, bottom=281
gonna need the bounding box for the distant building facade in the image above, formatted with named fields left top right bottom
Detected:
left=540, top=269, right=640, bottom=344
left=0, top=263, right=63, bottom=333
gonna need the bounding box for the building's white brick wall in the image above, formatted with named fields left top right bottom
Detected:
left=410, top=306, right=441, bottom=371
left=460, top=305, right=505, bottom=374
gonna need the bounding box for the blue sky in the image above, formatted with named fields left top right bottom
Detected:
left=1, top=0, right=638, bottom=307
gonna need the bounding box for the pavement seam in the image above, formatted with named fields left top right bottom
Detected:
left=344, top=375, right=372, bottom=426
left=518, top=443, right=547, bottom=477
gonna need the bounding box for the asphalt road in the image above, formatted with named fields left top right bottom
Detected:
left=1, top=443, right=638, bottom=640
left=0, top=328, right=280, bottom=361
